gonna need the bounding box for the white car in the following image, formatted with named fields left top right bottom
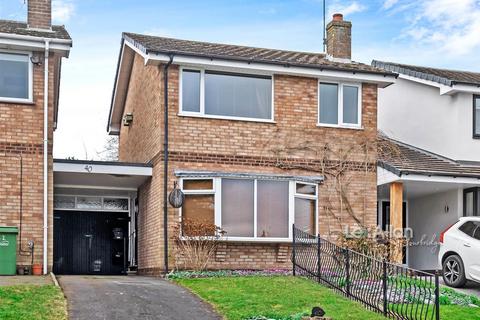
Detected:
left=438, top=217, right=480, bottom=288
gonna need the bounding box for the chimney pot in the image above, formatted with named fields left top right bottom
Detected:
left=326, top=12, right=352, bottom=60
left=332, top=13, right=343, bottom=21
left=27, top=0, right=52, bottom=30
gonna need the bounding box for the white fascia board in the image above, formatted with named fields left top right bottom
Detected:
left=398, top=73, right=480, bottom=96
left=53, top=162, right=152, bottom=176
left=143, top=51, right=396, bottom=88
left=377, top=166, right=401, bottom=186
left=0, top=34, right=71, bottom=56
left=398, top=173, right=480, bottom=185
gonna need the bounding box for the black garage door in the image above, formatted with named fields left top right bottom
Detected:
left=53, top=210, right=129, bottom=275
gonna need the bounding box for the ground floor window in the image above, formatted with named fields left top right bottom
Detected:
left=180, top=177, right=318, bottom=240
left=463, top=187, right=479, bottom=216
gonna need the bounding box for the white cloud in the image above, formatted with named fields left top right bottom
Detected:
left=384, top=0, right=480, bottom=55
left=327, top=1, right=367, bottom=18
left=382, top=0, right=399, bottom=9
left=52, top=0, right=74, bottom=23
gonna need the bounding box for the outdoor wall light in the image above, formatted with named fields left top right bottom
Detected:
left=30, top=54, right=42, bottom=66
left=123, top=113, right=133, bottom=126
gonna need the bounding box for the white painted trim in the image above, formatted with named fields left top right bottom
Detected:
left=398, top=174, right=480, bottom=185
left=143, top=51, right=396, bottom=87
left=53, top=162, right=153, bottom=176
left=0, top=33, right=71, bottom=55
left=53, top=184, right=138, bottom=191
left=377, top=166, right=401, bottom=186
left=178, top=66, right=275, bottom=122
left=317, top=81, right=362, bottom=129
left=398, top=73, right=480, bottom=96
left=179, top=176, right=318, bottom=241
left=43, top=40, right=49, bottom=275
left=0, top=50, right=33, bottom=102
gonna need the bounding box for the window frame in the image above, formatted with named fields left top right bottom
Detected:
left=317, top=81, right=362, bottom=129
left=0, top=50, right=33, bottom=104
left=179, top=177, right=318, bottom=242
left=473, top=95, right=480, bottom=139
left=463, top=187, right=479, bottom=217
left=179, top=66, right=275, bottom=123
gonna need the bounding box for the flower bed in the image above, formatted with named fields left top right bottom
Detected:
left=166, top=269, right=292, bottom=279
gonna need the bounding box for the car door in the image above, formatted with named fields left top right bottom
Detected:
left=457, top=221, right=480, bottom=282
left=468, top=224, right=480, bottom=282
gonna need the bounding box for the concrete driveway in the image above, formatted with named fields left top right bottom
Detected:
left=58, top=275, right=221, bottom=320
left=439, top=279, right=480, bottom=298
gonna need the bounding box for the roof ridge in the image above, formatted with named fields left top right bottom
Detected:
left=123, top=32, right=327, bottom=57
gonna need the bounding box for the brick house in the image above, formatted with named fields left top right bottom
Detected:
left=0, top=0, right=71, bottom=274
left=108, top=14, right=396, bottom=274
left=0, top=1, right=152, bottom=276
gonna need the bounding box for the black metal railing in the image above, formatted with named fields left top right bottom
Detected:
left=292, top=226, right=440, bottom=320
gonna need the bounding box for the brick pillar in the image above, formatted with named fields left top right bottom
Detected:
left=28, top=0, right=51, bottom=30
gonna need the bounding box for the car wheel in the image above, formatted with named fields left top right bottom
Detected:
left=442, top=255, right=467, bottom=288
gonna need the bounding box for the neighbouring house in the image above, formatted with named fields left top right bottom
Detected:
left=0, top=0, right=71, bottom=275
left=108, top=14, right=396, bottom=274
left=373, top=60, right=480, bottom=271
left=0, top=0, right=152, bottom=276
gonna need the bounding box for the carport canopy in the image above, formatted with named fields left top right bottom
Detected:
left=53, top=159, right=152, bottom=190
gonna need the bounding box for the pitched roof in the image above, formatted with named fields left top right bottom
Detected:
left=123, top=32, right=393, bottom=75
left=0, top=19, right=71, bottom=40
left=372, top=60, right=480, bottom=87
left=378, top=135, right=480, bottom=178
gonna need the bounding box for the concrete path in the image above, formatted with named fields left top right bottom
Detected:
left=58, top=275, right=221, bottom=320
left=439, top=279, right=480, bottom=298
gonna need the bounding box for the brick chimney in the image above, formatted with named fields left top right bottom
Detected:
left=28, top=0, right=52, bottom=30
left=326, top=13, right=351, bottom=60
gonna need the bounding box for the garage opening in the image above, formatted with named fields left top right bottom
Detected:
left=53, top=196, right=131, bottom=275
left=52, top=159, right=152, bottom=275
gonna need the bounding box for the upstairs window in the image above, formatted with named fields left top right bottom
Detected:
left=0, top=52, right=32, bottom=102
left=318, top=82, right=361, bottom=128
left=180, top=68, right=273, bottom=121
left=474, top=95, right=480, bottom=138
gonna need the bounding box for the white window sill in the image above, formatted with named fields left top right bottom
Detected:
left=317, top=123, right=364, bottom=130
left=178, top=112, right=276, bottom=124
left=180, top=236, right=291, bottom=243
left=0, top=97, right=34, bottom=105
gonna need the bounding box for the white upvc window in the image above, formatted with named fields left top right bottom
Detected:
left=179, top=67, right=275, bottom=123
left=179, top=177, right=318, bottom=241
left=318, top=81, right=362, bottom=129
left=0, top=51, right=33, bottom=103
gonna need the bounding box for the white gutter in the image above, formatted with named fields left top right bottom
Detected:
left=0, top=33, right=72, bottom=57
left=43, top=40, right=50, bottom=275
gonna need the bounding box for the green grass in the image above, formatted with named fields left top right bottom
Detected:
left=0, top=285, right=67, bottom=320
left=175, top=276, right=480, bottom=320
left=175, top=276, right=386, bottom=320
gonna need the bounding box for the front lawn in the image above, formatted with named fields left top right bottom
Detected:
left=0, top=285, right=67, bottom=320
left=175, top=276, right=480, bottom=320
left=175, top=276, right=386, bottom=320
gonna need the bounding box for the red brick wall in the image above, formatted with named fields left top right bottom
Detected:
left=119, top=54, right=378, bottom=273
left=0, top=53, right=59, bottom=271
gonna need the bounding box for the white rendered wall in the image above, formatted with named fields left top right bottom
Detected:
left=378, top=77, right=479, bottom=161
left=408, top=189, right=462, bottom=270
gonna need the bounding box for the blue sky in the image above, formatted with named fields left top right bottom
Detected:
left=1, top=0, right=479, bottom=159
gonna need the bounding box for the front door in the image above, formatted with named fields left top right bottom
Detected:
left=53, top=211, right=129, bottom=275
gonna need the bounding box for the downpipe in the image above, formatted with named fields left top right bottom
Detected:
left=43, top=40, right=50, bottom=275
left=163, top=54, right=174, bottom=274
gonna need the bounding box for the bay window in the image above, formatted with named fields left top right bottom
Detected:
left=180, top=68, right=273, bottom=121
left=0, top=52, right=32, bottom=102
left=318, top=82, right=361, bottom=128
left=180, top=176, right=318, bottom=240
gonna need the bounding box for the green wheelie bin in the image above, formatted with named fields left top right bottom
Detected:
left=0, top=227, right=18, bottom=275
